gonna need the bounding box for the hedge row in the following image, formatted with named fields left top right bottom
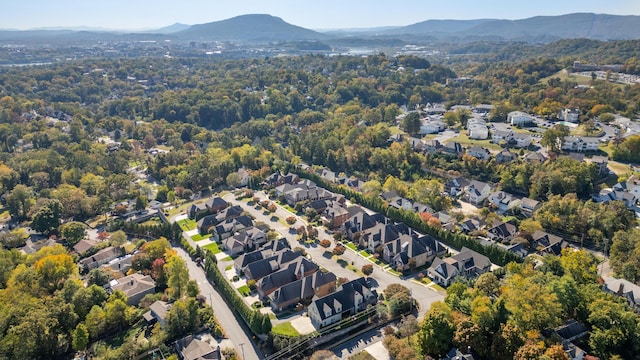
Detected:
left=202, top=251, right=272, bottom=334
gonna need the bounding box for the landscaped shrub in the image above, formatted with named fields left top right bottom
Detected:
left=319, top=239, right=331, bottom=248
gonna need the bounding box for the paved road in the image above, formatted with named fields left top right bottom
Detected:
left=174, top=247, right=261, bottom=360
left=223, top=192, right=445, bottom=320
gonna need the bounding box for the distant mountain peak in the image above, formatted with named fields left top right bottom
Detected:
left=175, top=13, right=325, bottom=41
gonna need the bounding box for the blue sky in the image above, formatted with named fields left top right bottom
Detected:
left=3, top=0, right=640, bottom=30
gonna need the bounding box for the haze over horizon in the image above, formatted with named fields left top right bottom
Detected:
left=3, top=0, right=640, bottom=31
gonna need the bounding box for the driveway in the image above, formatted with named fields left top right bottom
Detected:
left=223, top=192, right=445, bottom=320
left=173, top=247, right=262, bottom=360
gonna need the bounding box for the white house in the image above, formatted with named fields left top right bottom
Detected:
left=464, top=180, right=491, bottom=205
left=489, top=191, right=521, bottom=213
left=508, top=111, right=534, bottom=126
left=560, top=108, right=580, bottom=123
left=467, top=146, right=492, bottom=161
left=420, top=119, right=446, bottom=135
left=561, top=136, right=600, bottom=152
left=511, top=133, right=532, bottom=148
left=468, top=120, right=489, bottom=139
left=491, top=130, right=513, bottom=143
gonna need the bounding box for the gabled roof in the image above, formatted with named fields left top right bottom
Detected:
left=205, top=196, right=228, bottom=210
left=343, top=211, right=387, bottom=234
left=603, top=277, right=640, bottom=306
left=257, top=258, right=319, bottom=295
left=524, top=151, right=547, bottom=162
left=466, top=180, right=490, bottom=194
left=147, top=300, right=172, bottom=323
left=309, top=277, right=376, bottom=321
left=110, top=273, right=155, bottom=300
left=176, top=336, right=221, bottom=360
left=74, top=239, right=97, bottom=254
left=452, top=247, right=491, bottom=274
left=532, top=230, right=563, bottom=247
left=268, top=270, right=336, bottom=307
left=429, top=257, right=459, bottom=281
left=244, top=249, right=302, bottom=280
left=488, top=220, right=518, bottom=239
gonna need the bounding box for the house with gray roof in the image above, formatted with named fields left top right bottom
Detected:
left=213, top=215, right=254, bottom=242
left=486, top=220, right=518, bottom=243
left=143, top=300, right=172, bottom=327
left=519, top=197, right=541, bottom=217
left=233, top=240, right=290, bottom=274
left=109, top=273, right=156, bottom=305
left=175, top=335, right=221, bottom=360
left=79, top=246, right=121, bottom=271
left=488, top=191, right=521, bottom=213
left=466, top=146, right=491, bottom=161
left=269, top=271, right=337, bottom=312
left=532, top=230, right=566, bottom=256
left=495, top=149, right=518, bottom=164
left=523, top=151, right=547, bottom=164
left=243, top=249, right=302, bottom=281
left=464, top=180, right=491, bottom=205
left=308, top=277, right=377, bottom=328
left=384, top=234, right=446, bottom=271
left=197, top=205, right=243, bottom=234
left=427, top=247, right=491, bottom=286
left=602, top=276, right=640, bottom=312
left=256, top=257, right=319, bottom=298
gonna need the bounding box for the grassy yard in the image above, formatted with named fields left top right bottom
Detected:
left=203, top=243, right=221, bottom=254
left=349, top=351, right=377, bottom=360
left=431, top=283, right=445, bottom=292
left=540, top=69, right=593, bottom=86
left=452, top=132, right=503, bottom=152
left=359, top=250, right=371, bottom=257
left=238, top=285, right=251, bottom=297
left=191, top=233, right=211, bottom=242
left=346, top=243, right=357, bottom=251
left=388, top=269, right=402, bottom=276
left=225, top=265, right=233, bottom=271
left=271, top=322, right=301, bottom=337
left=221, top=256, right=233, bottom=262
left=177, top=218, right=197, bottom=231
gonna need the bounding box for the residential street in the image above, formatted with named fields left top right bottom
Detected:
left=223, top=191, right=445, bottom=320
left=174, top=247, right=261, bottom=360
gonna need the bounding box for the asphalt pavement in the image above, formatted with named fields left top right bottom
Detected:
left=223, top=191, right=445, bottom=320
left=174, top=247, right=261, bottom=360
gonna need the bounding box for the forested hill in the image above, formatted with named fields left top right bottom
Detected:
left=174, top=14, right=326, bottom=41
left=388, top=13, right=640, bottom=41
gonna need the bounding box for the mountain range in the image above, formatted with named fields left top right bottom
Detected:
left=1, top=13, right=640, bottom=43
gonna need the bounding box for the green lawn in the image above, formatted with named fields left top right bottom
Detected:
left=177, top=218, right=197, bottom=231
left=388, top=269, right=402, bottom=276
left=540, top=69, right=593, bottom=86
left=191, top=233, right=211, bottom=242
left=451, top=132, right=503, bottom=152
left=346, top=243, right=357, bottom=251
left=349, top=351, right=377, bottom=360
left=221, top=256, right=233, bottom=262
left=203, top=243, right=221, bottom=254
left=431, top=283, right=445, bottom=292
left=238, top=285, right=251, bottom=297
left=359, top=250, right=371, bottom=257
left=271, top=322, right=301, bottom=337
left=225, top=265, right=233, bottom=271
